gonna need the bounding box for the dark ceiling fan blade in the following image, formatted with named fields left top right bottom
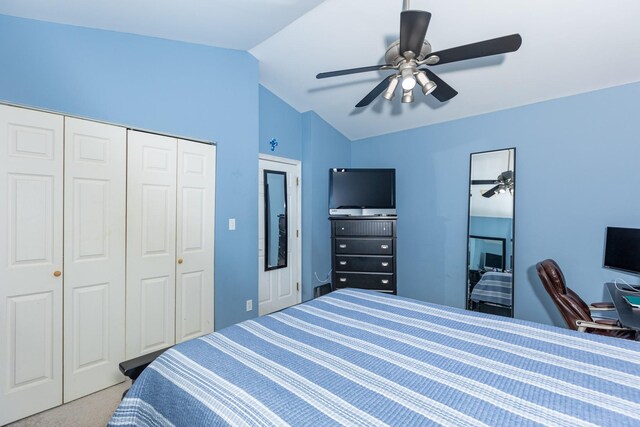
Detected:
left=471, top=180, right=496, bottom=185
left=426, top=34, right=522, bottom=65
left=420, top=68, right=458, bottom=102
left=482, top=184, right=501, bottom=198
left=399, top=10, right=431, bottom=57
left=316, top=64, right=392, bottom=79
left=355, top=75, right=394, bottom=108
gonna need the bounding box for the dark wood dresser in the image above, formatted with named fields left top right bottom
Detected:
left=330, top=217, right=397, bottom=294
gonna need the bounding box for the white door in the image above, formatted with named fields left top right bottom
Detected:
left=126, top=131, right=177, bottom=359
left=258, top=157, right=301, bottom=315
left=63, top=117, right=126, bottom=402
left=176, top=140, right=216, bottom=343
left=0, top=105, right=64, bottom=425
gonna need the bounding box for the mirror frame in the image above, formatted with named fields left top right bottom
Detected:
left=465, top=148, right=516, bottom=317
left=264, top=169, right=288, bottom=271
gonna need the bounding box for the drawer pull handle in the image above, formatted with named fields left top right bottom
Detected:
left=380, top=244, right=389, bottom=249
left=339, top=278, right=347, bottom=282
left=381, top=262, right=389, bottom=267
left=339, top=261, right=347, bottom=266
left=339, top=244, right=347, bottom=249
left=381, top=279, right=389, bottom=284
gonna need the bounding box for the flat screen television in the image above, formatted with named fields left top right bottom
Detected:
left=329, top=168, right=396, bottom=216
left=603, top=226, right=640, bottom=275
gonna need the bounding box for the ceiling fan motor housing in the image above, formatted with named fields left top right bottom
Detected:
left=385, top=39, right=432, bottom=66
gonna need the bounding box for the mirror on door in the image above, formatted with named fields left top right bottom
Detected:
left=264, top=170, right=288, bottom=270
left=466, top=148, right=515, bottom=317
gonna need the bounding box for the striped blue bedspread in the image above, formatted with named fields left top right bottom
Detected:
left=109, top=289, right=640, bottom=426
left=470, top=272, right=512, bottom=307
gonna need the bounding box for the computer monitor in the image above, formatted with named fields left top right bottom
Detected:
left=604, top=227, right=640, bottom=275
left=484, top=252, right=503, bottom=270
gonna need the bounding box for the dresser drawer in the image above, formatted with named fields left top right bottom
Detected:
left=335, top=256, right=393, bottom=273
left=333, top=220, right=394, bottom=237
left=335, top=238, right=393, bottom=255
left=334, top=273, right=395, bottom=291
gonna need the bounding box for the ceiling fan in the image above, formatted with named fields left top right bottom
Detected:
left=472, top=170, right=514, bottom=198
left=316, top=0, right=522, bottom=108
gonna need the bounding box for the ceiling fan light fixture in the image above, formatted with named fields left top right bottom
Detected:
left=415, top=71, right=437, bottom=96
left=382, top=77, right=399, bottom=101
left=400, top=67, right=417, bottom=90
left=401, top=88, right=414, bottom=103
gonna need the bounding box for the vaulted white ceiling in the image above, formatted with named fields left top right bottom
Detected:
left=2, top=0, right=640, bottom=140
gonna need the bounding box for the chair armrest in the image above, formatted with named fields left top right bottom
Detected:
left=575, top=320, right=631, bottom=332
left=589, top=302, right=615, bottom=311
left=593, top=318, right=619, bottom=326
left=119, top=348, right=169, bottom=381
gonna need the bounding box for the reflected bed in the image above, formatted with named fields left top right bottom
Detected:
left=470, top=271, right=512, bottom=308
left=110, top=289, right=640, bottom=426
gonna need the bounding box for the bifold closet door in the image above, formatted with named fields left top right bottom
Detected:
left=176, top=140, right=216, bottom=342
left=63, top=117, right=126, bottom=402
left=0, top=105, right=63, bottom=425
left=126, top=131, right=177, bottom=359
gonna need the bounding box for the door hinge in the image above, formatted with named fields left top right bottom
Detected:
left=296, top=229, right=299, bottom=238
left=296, top=176, right=299, bottom=186
left=296, top=282, right=300, bottom=291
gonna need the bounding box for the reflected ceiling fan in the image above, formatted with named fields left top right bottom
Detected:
left=316, top=0, right=522, bottom=108
left=472, top=170, right=514, bottom=198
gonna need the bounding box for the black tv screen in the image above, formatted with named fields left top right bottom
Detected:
left=329, top=168, right=396, bottom=216
left=604, top=227, right=640, bottom=275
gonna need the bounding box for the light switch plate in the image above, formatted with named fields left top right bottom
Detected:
left=229, top=218, right=236, bottom=230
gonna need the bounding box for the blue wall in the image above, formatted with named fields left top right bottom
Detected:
left=301, top=111, right=351, bottom=301
left=352, top=82, right=640, bottom=327
left=0, top=14, right=259, bottom=329
left=259, top=86, right=303, bottom=160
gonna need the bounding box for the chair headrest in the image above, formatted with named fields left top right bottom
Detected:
left=535, top=259, right=567, bottom=296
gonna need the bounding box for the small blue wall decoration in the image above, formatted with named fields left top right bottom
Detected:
left=269, top=138, right=278, bottom=151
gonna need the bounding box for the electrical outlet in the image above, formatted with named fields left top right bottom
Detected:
left=246, top=299, right=253, bottom=312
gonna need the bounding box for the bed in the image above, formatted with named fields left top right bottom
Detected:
left=470, top=271, right=512, bottom=307
left=109, top=289, right=640, bottom=426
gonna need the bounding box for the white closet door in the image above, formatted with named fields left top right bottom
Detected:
left=63, top=117, right=126, bottom=402
left=176, top=140, right=215, bottom=343
left=126, top=131, right=177, bottom=359
left=0, top=105, right=63, bottom=425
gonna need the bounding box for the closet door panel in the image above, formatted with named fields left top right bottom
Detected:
left=127, top=131, right=177, bottom=358
left=63, top=117, right=126, bottom=402
left=0, top=105, right=63, bottom=425
left=176, top=141, right=215, bottom=343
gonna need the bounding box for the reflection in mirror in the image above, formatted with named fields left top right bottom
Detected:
left=264, top=170, right=288, bottom=270
left=466, top=148, right=515, bottom=317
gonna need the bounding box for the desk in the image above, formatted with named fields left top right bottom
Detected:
left=606, top=282, right=640, bottom=330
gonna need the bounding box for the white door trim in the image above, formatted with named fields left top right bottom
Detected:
left=258, top=154, right=302, bottom=311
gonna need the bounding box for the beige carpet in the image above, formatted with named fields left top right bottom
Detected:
left=7, top=380, right=131, bottom=427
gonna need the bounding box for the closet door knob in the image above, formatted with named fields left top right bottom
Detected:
left=53, top=271, right=62, bottom=277
left=177, top=258, right=184, bottom=264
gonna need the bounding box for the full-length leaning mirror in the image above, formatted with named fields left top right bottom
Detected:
left=264, top=170, right=288, bottom=270
left=466, top=148, right=515, bottom=317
